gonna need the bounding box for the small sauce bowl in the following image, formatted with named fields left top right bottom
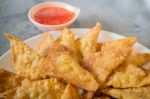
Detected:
left=28, top=2, right=80, bottom=31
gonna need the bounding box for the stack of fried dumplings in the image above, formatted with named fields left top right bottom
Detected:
left=0, top=23, right=150, bottom=99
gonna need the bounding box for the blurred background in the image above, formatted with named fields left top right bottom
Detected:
left=0, top=0, right=150, bottom=56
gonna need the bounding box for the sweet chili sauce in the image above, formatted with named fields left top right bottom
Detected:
left=33, top=6, right=75, bottom=25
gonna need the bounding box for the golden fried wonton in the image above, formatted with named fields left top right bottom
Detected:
left=107, top=63, right=150, bottom=88
left=84, top=37, right=136, bottom=88
left=6, top=33, right=46, bottom=79
left=55, top=28, right=81, bottom=62
left=80, top=23, right=101, bottom=57
left=36, top=32, right=54, bottom=57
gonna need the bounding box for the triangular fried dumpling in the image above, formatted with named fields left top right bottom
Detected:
left=84, top=37, right=136, bottom=88
left=36, top=32, right=54, bottom=57
left=61, top=83, right=81, bottom=99
left=80, top=23, right=101, bottom=57
left=102, top=86, right=150, bottom=99
left=57, top=28, right=76, bottom=52
left=6, top=33, right=46, bottom=79
left=107, top=63, right=150, bottom=88
left=41, top=45, right=99, bottom=91
left=0, top=67, right=23, bottom=93
left=55, top=28, right=81, bottom=62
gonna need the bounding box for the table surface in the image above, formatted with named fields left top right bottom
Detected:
left=0, top=0, right=150, bottom=56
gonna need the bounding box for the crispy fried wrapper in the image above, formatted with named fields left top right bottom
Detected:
left=125, top=52, right=150, bottom=67
left=107, top=63, right=150, bottom=88
left=102, top=86, right=150, bottom=99
left=83, top=90, right=95, bottom=99
left=61, top=83, right=81, bottom=99
left=0, top=68, right=23, bottom=93
left=80, top=23, right=101, bottom=57
left=56, top=28, right=76, bottom=52
left=41, top=48, right=99, bottom=91
left=6, top=33, right=47, bottom=79
left=1, top=78, right=65, bottom=99
left=36, top=32, right=54, bottom=57
left=84, top=37, right=136, bottom=88
left=55, top=28, right=81, bottom=62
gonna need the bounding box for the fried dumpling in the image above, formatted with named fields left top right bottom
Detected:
left=6, top=33, right=46, bottom=79
left=56, top=28, right=77, bottom=53
left=84, top=37, right=136, bottom=88
left=55, top=28, right=81, bottom=62
left=36, top=32, right=54, bottom=57
left=80, top=23, right=101, bottom=57
left=107, top=63, right=150, bottom=88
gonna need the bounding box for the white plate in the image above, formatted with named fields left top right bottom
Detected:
left=0, top=28, right=150, bottom=72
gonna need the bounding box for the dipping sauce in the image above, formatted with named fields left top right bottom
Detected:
left=33, top=6, right=75, bottom=25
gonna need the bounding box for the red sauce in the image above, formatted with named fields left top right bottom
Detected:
left=33, top=6, right=75, bottom=25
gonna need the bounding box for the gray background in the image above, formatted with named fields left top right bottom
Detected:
left=0, top=0, right=150, bottom=56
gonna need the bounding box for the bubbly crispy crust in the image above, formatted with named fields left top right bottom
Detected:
left=16, top=79, right=65, bottom=99
left=61, top=83, right=81, bottom=99
left=107, top=64, right=150, bottom=88
left=36, top=32, right=54, bottom=57
left=84, top=37, right=136, bottom=88
left=6, top=33, right=46, bottom=79
left=80, top=23, right=101, bottom=57
left=102, top=86, right=150, bottom=99
left=2, top=78, right=65, bottom=99
left=0, top=68, right=23, bottom=93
